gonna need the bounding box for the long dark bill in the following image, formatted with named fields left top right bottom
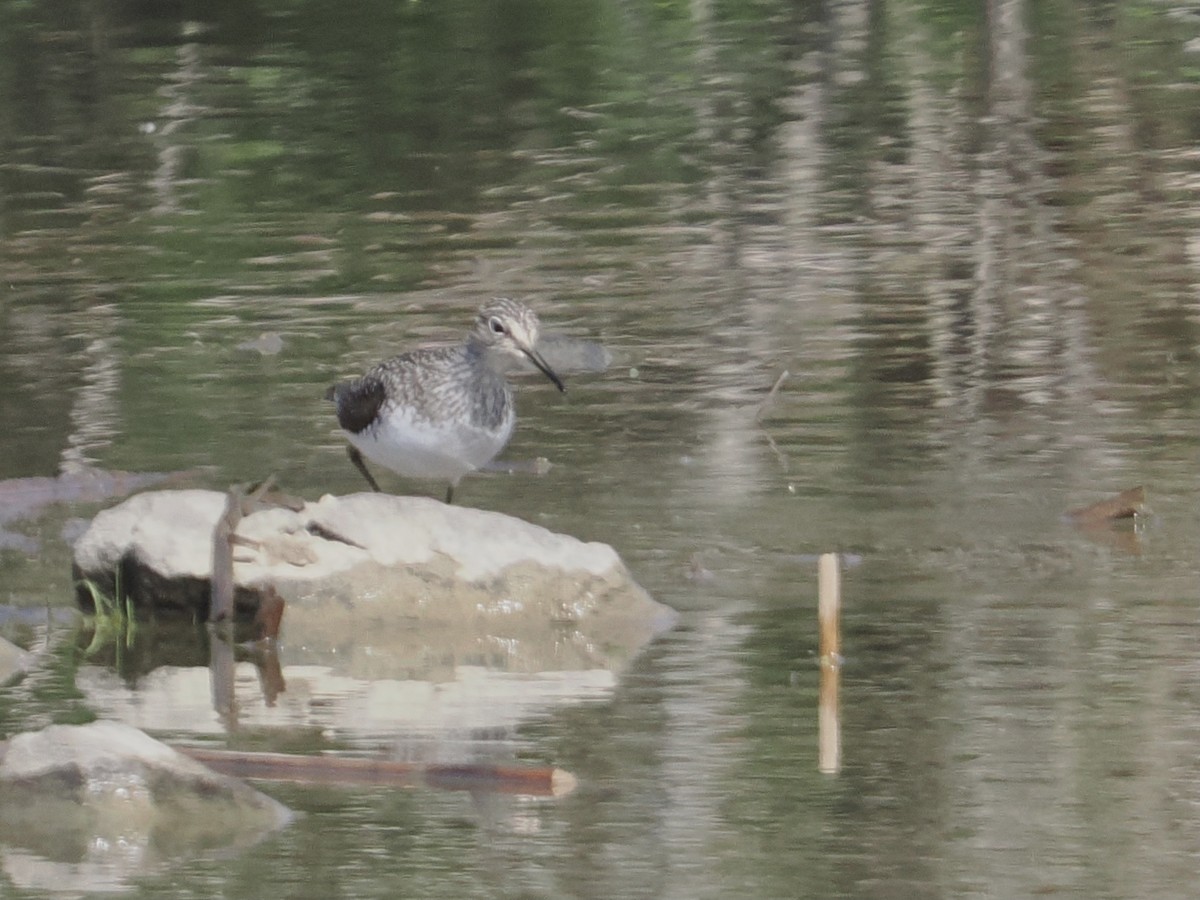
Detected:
left=523, top=347, right=566, bottom=393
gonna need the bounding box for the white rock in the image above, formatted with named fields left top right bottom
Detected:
left=73, top=490, right=674, bottom=675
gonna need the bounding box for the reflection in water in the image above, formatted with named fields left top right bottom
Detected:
left=61, top=328, right=121, bottom=474
left=2, top=0, right=1200, bottom=897
left=78, top=656, right=616, bottom=753
left=150, top=23, right=206, bottom=216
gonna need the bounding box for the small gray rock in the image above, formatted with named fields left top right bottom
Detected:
left=0, top=637, right=31, bottom=684
left=235, top=331, right=284, bottom=355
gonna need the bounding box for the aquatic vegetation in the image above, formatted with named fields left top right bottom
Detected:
left=77, top=570, right=137, bottom=657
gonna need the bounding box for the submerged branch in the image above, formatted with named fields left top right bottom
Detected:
left=176, top=746, right=577, bottom=798
left=1065, top=485, right=1145, bottom=526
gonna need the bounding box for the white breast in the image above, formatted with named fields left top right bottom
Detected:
left=347, top=404, right=516, bottom=483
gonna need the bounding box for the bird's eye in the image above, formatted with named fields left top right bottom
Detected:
left=488, top=317, right=507, bottom=335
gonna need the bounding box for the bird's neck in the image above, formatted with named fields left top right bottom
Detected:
left=466, top=337, right=517, bottom=375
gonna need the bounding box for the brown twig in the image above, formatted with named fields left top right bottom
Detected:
left=211, top=475, right=294, bottom=629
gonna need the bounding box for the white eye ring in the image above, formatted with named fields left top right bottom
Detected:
left=488, top=317, right=507, bottom=335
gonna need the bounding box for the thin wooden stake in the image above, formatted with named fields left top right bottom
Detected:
left=818, top=552, right=841, bottom=664
left=209, top=489, right=243, bottom=624
left=818, top=552, right=841, bottom=774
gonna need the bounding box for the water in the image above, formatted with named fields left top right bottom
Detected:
left=3, top=0, right=1200, bottom=897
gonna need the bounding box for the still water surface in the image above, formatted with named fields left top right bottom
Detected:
left=3, top=1, right=1200, bottom=898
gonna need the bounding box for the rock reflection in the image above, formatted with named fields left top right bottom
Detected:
left=77, top=647, right=618, bottom=754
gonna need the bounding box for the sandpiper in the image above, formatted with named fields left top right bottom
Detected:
left=326, top=298, right=565, bottom=503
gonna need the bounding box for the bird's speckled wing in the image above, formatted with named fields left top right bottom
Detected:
left=372, top=346, right=510, bottom=431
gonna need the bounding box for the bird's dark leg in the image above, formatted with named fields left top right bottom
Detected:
left=444, top=483, right=455, bottom=505
left=346, top=446, right=382, bottom=492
